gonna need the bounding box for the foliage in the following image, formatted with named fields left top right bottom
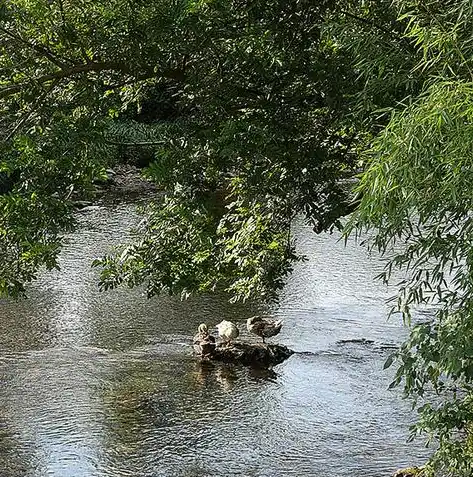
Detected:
left=0, top=109, right=113, bottom=295
left=97, top=189, right=297, bottom=302
left=324, top=0, right=422, bottom=125
left=347, top=1, right=473, bottom=474
left=1, top=0, right=372, bottom=299
left=95, top=0, right=371, bottom=301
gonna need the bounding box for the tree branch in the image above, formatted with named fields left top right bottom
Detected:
left=105, top=140, right=166, bottom=146
left=0, top=62, right=185, bottom=100
left=5, top=78, right=61, bottom=141
left=0, top=27, right=70, bottom=69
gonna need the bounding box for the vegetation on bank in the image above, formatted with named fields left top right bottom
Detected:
left=2, top=1, right=473, bottom=474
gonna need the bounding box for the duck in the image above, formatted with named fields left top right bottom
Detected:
left=246, top=315, right=283, bottom=343
left=215, top=320, right=239, bottom=346
left=193, top=323, right=216, bottom=357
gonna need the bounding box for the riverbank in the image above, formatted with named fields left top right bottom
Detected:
left=99, top=164, right=157, bottom=198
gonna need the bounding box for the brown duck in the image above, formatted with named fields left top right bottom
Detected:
left=193, top=323, right=216, bottom=358
left=246, top=316, right=283, bottom=343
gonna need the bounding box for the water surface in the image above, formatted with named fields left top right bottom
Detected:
left=0, top=204, right=431, bottom=477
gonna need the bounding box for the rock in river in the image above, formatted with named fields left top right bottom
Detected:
left=197, top=342, right=294, bottom=368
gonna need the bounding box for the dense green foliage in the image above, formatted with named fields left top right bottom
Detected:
left=5, top=0, right=473, bottom=473
left=1, top=0, right=369, bottom=300
left=348, top=1, right=473, bottom=475
left=96, top=0, right=367, bottom=302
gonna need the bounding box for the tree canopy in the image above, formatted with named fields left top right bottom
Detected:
left=0, top=0, right=372, bottom=300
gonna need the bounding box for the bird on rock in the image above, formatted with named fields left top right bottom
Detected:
left=193, top=323, right=216, bottom=358
left=216, top=320, right=239, bottom=346
left=246, top=315, right=283, bottom=343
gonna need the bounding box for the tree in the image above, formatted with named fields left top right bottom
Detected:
left=347, top=1, right=473, bottom=475
left=95, top=0, right=368, bottom=302
left=1, top=0, right=374, bottom=300
left=106, top=0, right=426, bottom=304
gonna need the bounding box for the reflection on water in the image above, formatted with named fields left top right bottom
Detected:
left=0, top=205, right=431, bottom=477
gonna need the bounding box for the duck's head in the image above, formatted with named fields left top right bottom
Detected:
left=198, top=323, right=208, bottom=334
left=247, top=316, right=262, bottom=325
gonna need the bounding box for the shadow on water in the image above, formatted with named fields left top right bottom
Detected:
left=0, top=205, right=432, bottom=477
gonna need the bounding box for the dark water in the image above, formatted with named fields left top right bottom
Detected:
left=0, top=204, right=431, bottom=477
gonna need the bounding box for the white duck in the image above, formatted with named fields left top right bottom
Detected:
left=216, top=320, right=239, bottom=346
left=246, top=315, right=283, bottom=343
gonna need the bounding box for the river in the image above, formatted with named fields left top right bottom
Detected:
left=0, top=202, right=431, bottom=477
